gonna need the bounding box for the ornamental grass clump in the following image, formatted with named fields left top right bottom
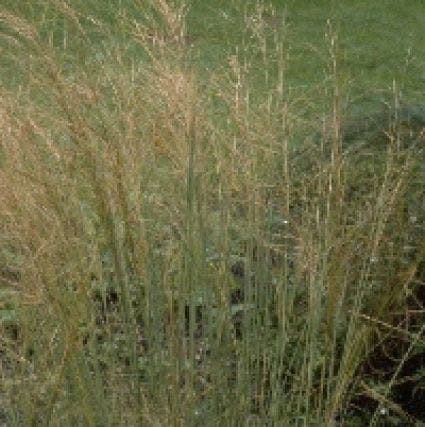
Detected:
left=0, top=1, right=424, bottom=426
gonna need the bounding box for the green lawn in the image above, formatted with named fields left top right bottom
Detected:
left=188, top=1, right=425, bottom=99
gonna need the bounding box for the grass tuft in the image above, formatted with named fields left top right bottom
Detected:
left=1, top=1, right=424, bottom=426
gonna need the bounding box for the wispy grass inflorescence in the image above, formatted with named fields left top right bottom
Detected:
left=0, top=1, right=424, bottom=425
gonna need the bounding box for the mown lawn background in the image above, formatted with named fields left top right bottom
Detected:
left=0, top=1, right=424, bottom=426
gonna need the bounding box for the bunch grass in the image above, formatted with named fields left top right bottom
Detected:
left=0, top=1, right=424, bottom=426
